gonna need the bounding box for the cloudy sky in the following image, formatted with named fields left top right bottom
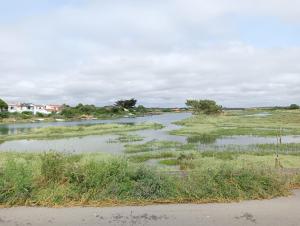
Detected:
left=1, top=0, right=300, bottom=107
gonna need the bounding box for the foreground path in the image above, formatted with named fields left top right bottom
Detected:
left=0, top=190, right=299, bottom=226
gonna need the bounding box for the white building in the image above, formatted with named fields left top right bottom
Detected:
left=7, top=102, right=22, bottom=113
left=8, top=103, right=52, bottom=115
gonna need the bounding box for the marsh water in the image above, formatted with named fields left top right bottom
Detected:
left=0, top=113, right=188, bottom=153
left=1, top=112, right=300, bottom=153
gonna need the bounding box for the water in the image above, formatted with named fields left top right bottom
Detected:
left=2, top=112, right=300, bottom=153
left=0, top=113, right=189, bottom=135
left=0, top=113, right=190, bottom=153
left=245, top=112, right=272, bottom=117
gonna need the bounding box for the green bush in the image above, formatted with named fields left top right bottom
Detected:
left=0, top=112, right=9, bottom=118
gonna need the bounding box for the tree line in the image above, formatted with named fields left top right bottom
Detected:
left=1, top=97, right=300, bottom=119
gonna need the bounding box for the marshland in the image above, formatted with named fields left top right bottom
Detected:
left=1, top=100, right=300, bottom=206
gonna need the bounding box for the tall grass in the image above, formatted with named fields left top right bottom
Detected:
left=0, top=152, right=296, bottom=206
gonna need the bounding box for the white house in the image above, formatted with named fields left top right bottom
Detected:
left=34, top=105, right=50, bottom=115
left=8, top=103, right=52, bottom=115
left=7, top=102, right=22, bottom=113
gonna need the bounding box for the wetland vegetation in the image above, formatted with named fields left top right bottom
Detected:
left=1, top=100, right=300, bottom=206
left=0, top=152, right=297, bottom=206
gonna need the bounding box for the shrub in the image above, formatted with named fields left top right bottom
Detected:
left=0, top=112, right=9, bottom=118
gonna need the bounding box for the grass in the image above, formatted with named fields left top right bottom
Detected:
left=107, top=133, right=144, bottom=143
left=0, top=151, right=297, bottom=207
left=0, top=123, right=163, bottom=142
left=171, top=109, right=300, bottom=137
left=124, top=140, right=196, bottom=154
left=2, top=109, right=300, bottom=206
left=127, top=151, right=178, bottom=163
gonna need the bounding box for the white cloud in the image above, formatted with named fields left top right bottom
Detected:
left=0, top=0, right=300, bottom=107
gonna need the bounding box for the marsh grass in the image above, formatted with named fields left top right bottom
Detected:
left=0, top=123, right=163, bottom=142
left=172, top=109, right=300, bottom=137
left=107, top=133, right=144, bottom=143
left=124, top=140, right=195, bottom=154
left=128, top=152, right=177, bottom=163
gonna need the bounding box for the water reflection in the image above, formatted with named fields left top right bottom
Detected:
left=186, top=134, right=218, bottom=145
left=0, top=126, right=9, bottom=135
left=0, top=113, right=191, bottom=153
left=0, top=126, right=33, bottom=135
left=0, top=112, right=191, bottom=135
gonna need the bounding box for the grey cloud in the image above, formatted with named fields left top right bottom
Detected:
left=1, top=1, right=300, bottom=107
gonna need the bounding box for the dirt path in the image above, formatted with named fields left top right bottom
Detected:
left=0, top=190, right=299, bottom=226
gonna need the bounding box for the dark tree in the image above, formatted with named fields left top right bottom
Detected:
left=115, top=98, right=137, bottom=109
left=0, top=98, right=8, bottom=112
left=289, top=104, right=300, bottom=110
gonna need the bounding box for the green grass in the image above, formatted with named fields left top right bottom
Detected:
left=107, top=133, right=144, bottom=143
left=124, top=140, right=196, bottom=154
left=159, top=159, right=178, bottom=165
left=171, top=109, right=300, bottom=137
left=127, top=151, right=178, bottom=163
left=0, top=152, right=296, bottom=206
left=0, top=123, right=163, bottom=141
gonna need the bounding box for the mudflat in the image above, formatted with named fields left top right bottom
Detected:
left=0, top=190, right=299, bottom=226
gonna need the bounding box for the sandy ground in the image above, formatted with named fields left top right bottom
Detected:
left=0, top=190, right=299, bottom=226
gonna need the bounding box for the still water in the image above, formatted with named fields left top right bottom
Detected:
left=0, top=113, right=189, bottom=153
left=1, top=112, right=300, bottom=153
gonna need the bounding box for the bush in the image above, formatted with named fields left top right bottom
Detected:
left=186, top=99, right=222, bottom=115
left=0, top=111, right=9, bottom=118
left=21, top=111, right=33, bottom=119
left=36, top=112, right=45, bottom=117
left=289, top=104, right=300, bottom=110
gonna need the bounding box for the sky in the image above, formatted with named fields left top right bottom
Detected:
left=1, top=0, right=300, bottom=107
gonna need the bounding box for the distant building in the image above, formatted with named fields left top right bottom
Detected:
left=35, top=105, right=49, bottom=115
left=45, top=104, right=63, bottom=113
left=7, top=103, right=63, bottom=115
left=7, top=102, right=22, bottom=113
left=20, top=103, right=35, bottom=112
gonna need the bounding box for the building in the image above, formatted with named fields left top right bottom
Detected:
left=7, top=103, right=63, bottom=115
left=35, top=105, right=50, bottom=115
left=45, top=105, right=63, bottom=113
left=20, top=103, right=35, bottom=112
left=7, top=102, right=22, bottom=113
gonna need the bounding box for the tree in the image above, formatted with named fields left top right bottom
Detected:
left=289, top=104, right=300, bottom=110
left=0, top=98, right=8, bottom=112
left=136, top=105, right=147, bottom=113
left=186, top=99, right=222, bottom=115
left=115, top=98, right=137, bottom=109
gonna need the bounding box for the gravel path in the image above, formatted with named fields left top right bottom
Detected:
left=0, top=190, right=299, bottom=226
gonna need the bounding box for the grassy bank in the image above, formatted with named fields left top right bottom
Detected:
left=0, top=152, right=299, bottom=207
left=0, top=123, right=163, bottom=142
left=171, top=109, right=300, bottom=137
